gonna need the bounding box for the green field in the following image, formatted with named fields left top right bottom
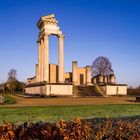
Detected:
left=3, top=94, right=17, bottom=104
left=0, top=105, right=140, bottom=124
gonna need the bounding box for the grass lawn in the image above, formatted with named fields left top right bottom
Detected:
left=0, top=104, right=140, bottom=124
left=3, top=94, right=17, bottom=105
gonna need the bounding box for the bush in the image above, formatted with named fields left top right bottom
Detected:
left=127, top=88, right=140, bottom=96
left=0, top=118, right=140, bottom=140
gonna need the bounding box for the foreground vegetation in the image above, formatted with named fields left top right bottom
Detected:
left=0, top=105, right=140, bottom=123
left=3, top=94, right=17, bottom=105
left=1, top=118, right=140, bottom=140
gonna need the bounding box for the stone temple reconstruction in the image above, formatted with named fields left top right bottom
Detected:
left=25, top=14, right=127, bottom=96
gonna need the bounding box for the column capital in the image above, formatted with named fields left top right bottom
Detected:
left=40, top=38, right=44, bottom=44
left=58, top=34, right=65, bottom=39
left=44, top=33, right=50, bottom=38
left=37, top=34, right=50, bottom=43
left=37, top=41, right=41, bottom=47
left=37, top=38, right=43, bottom=44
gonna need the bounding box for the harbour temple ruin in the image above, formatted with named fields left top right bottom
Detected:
left=25, top=14, right=127, bottom=97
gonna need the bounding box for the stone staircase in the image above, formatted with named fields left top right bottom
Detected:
left=73, top=85, right=104, bottom=97
left=98, top=85, right=106, bottom=95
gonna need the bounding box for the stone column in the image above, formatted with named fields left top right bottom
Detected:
left=40, top=39, right=44, bottom=82
left=35, top=64, right=39, bottom=82
left=110, top=74, right=116, bottom=84
left=43, top=34, right=49, bottom=82
left=93, top=77, right=97, bottom=84
left=98, top=75, right=103, bottom=83
left=107, top=76, right=111, bottom=83
left=86, top=66, right=92, bottom=85
left=72, top=61, right=78, bottom=85
left=103, top=76, right=107, bottom=83
left=38, top=42, right=41, bottom=82
left=58, top=34, right=64, bottom=83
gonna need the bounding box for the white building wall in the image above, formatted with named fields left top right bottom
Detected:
left=25, top=86, right=46, bottom=95
left=117, top=86, right=127, bottom=95
left=25, top=84, right=127, bottom=96
left=46, top=85, right=73, bottom=96
left=106, top=85, right=117, bottom=95
left=25, top=84, right=73, bottom=96
left=106, top=85, right=127, bottom=95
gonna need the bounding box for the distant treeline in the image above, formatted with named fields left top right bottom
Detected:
left=127, top=88, right=140, bottom=96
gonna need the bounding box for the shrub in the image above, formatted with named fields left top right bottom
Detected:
left=0, top=118, right=140, bottom=140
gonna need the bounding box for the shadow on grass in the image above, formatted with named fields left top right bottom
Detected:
left=84, top=115, right=140, bottom=123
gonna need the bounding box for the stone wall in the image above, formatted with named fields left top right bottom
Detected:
left=25, top=84, right=73, bottom=96
left=101, top=84, right=127, bottom=95
left=77, top=67, right=87, bottom=85
left=25, top=85, right=46, bottom=95
left=46, top=84, right=73, bottom=96
left=49, top=64, right=58, bottom=83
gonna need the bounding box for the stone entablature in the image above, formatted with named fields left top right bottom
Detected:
left=37, top=14, right=62, bottom=42
left=37, top=14, right=58, bottom=28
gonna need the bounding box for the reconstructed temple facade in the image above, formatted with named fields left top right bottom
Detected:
left=25, top=14, right=127, bottom=96
left=27, top=14, right=92, bottom=86
left=36, top=14, right=64, bottom=83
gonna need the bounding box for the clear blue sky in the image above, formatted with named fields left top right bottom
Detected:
left=0, top=0, right=140, bottom=87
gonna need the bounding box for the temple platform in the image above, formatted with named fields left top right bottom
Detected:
left=25, top=82, right=73, bottom=97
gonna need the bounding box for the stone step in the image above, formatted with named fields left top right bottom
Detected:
left=73, top=85, right=104, bottom=97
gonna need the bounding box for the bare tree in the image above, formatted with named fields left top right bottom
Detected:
left=7, top=69, right=17, bottom=82
left=7, top=69, right=17, bottom=93
left=91, top=56, right=114, bottom=77
left=128, top=86, right=134, bottom=89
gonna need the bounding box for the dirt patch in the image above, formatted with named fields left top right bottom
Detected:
left=1, top=95, right=138, bottom=107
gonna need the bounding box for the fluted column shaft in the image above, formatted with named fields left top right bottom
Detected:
left=72, top=61, right=78, bottom=85
left=58, top=34, right=64, bottom=83
left=43, top=34, right=49, bottom=82
left=36, top=64, right=39, bottom=82
left=38, top=42, right=41, bottom=82
left=40, top=39, right=44, bottom=81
